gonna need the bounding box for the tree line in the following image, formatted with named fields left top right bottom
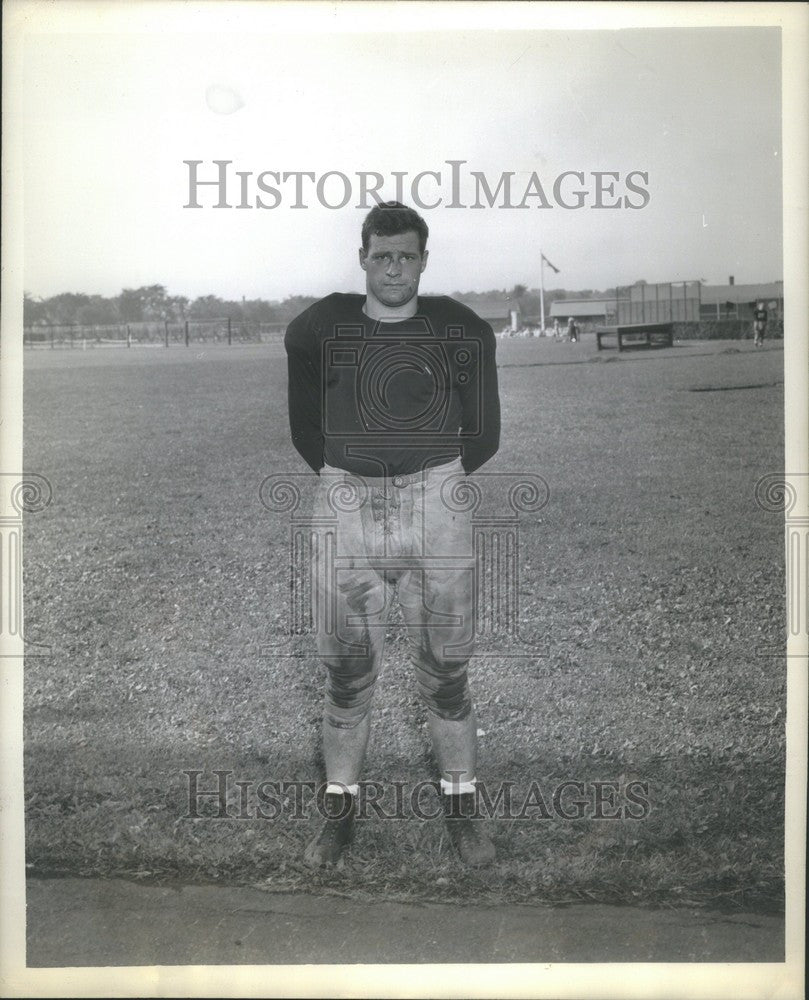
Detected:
left=23, top=286, right=320, bottom=328
left=23, top=283, right=616, bottom=328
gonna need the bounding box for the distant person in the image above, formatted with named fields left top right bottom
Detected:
left=567, top=317, right=579, bottom=343
left=552, top=319, right=561, bottom=340
left=752, top=301, right=768, bottom=348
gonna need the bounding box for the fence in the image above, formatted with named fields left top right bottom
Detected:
left=673, top=319, right=784, bottom=340
left=23, top=318, right=288, bottom=349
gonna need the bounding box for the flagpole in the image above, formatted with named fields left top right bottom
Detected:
left=539, top=253, right=546, bottom=334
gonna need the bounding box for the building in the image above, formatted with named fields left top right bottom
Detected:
left=457, top=278, right=784, bottom=331
left=549, top=298, right=617, bottom=328
left=453, top=292, right=522, bottom=331
left=699, top=280, right=783, bottom=321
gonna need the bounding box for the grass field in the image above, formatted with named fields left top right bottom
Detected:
left=23, top=336, right=786, bottom=911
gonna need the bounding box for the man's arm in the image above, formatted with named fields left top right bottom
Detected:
left=284, top=313, right=324, bottom=473
left=459, top=322, right=500, bottom=474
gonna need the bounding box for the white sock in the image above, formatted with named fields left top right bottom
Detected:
left=440, top=777, right=477, bottom=796
left=326, top=782, right=358, bottom=797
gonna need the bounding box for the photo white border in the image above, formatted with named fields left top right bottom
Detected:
left=1, top=2, right=806, bottom=997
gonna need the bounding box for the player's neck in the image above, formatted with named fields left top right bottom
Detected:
left=362, top=295, right=419, bottom=323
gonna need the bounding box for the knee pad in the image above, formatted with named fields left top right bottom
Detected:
left=414, top=653, right=472, bottom=721
left=323, top=657, right=377, bottom=729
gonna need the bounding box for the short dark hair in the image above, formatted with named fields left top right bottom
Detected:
left=361, top=201, right=429, bottom=255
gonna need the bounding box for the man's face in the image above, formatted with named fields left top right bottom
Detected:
left=359, top=231, right=428, bottom=311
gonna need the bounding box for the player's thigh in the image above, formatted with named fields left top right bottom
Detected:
left=312, top=473, right=390, bottom=657
left=400, top=471, right=476, bottom=659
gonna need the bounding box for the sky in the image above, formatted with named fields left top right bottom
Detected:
left=22, top=19, right=783, bottom=301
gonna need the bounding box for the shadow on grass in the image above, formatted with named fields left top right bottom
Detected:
left=25, top=743, right=784, bottom=914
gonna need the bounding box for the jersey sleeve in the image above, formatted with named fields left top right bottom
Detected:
left=284, top=308, right=324, bottom=473
left=458, top=319, right=500, bottom=474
